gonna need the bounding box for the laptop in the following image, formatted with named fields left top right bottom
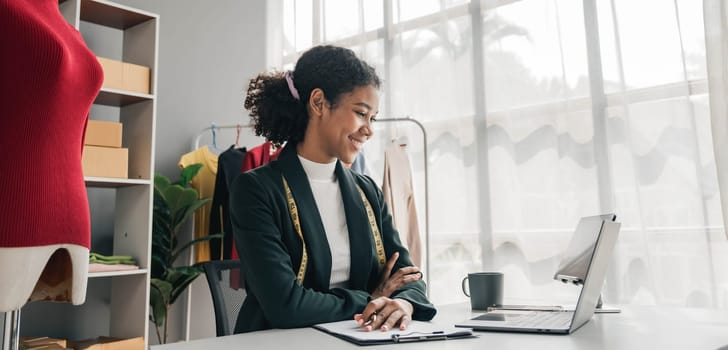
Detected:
left=455, top=214, right=621, bottom=334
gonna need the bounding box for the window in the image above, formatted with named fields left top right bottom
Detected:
left=276, top=0, right=727, bottom=309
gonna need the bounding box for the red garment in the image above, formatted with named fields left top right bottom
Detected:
left=240, top=141, right=283, bottom=173
left=0, top=0, right=103, bottom=248
left=232, top=142, right=282, bottom=261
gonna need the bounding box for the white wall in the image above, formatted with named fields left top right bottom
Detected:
left=114, top=0, right=269, bottom=179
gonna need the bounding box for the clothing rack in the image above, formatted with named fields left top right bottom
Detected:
left=370, top=117, right=430, bottom=296
left=193, top=123, right=253, bottom=150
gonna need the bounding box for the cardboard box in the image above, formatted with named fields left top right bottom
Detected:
left=69, top=337, right=143, bottom=350
left=25, top=344, right=67, bottom=350
left=85, top=120, right=122, bottom=148
left=82, top=146, right=128, bottom=179
left=21, top=336, right=68, bottom=349
left=122, top=62, right=150, bottom=94
left=96, top=57, right=123, bottom=91
left=96, top=57, right=151, bottom=94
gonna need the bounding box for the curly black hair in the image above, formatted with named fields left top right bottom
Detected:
left=244, top=45, right=381, bottom=145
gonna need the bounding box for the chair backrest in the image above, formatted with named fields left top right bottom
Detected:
left=201, top=259, right=246, bottom=336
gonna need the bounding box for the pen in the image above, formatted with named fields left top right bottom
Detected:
left=363, top=311, right=377, bottom=326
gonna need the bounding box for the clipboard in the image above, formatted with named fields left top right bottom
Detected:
left=313, top=320, right=474, bottom=346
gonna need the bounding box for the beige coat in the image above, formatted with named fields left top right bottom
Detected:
left=382, top=142, right=423, bottom=267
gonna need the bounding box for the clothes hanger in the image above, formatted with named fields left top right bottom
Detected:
left=396, top=134, right=409, bottom=147
left=390, top=124, right=408, bottom=147
left=268, top=141, right=280, bottom=156
left=208, top=122, right=224, bottom=155
left=235, top=124, right=242, bottom=148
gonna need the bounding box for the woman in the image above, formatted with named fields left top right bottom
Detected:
left=230, top=45, right=436, bottom=333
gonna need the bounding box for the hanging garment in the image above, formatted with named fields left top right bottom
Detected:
left=240, top=141, right=283, bottom=173
left=382, top=142, right=423, bottom=267
left=179, top=146, right=219, bottom=263
left=0, top=0, right=103, bottom=311
left=209, top=145, right=246, bottom=260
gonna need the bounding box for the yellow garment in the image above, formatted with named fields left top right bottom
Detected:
left=179, top=146, right=219, bottom=263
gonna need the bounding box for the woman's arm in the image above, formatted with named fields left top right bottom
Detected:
left=360, top=175, right=437, bottom=321
left=231, top=172, right=369, bottom=328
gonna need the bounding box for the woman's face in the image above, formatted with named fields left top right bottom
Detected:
left=318, top=84, right=379, bottom=164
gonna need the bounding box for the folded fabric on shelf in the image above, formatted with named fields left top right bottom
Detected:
left=88, top=263, right=140, bottom=273
left=89, top=252, right=136, bottom=265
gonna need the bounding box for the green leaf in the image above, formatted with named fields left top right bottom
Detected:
left=152, top=230, right=170, bottom=249
left=150, top=255, right=168, bottom=279
left=163, top=185, right=198, bottom=212
left=154, top=174, right=172, bottom=193
left=151, top=278, right=173, bottom=302
left=160, top=186, right=209, bottom=232
left=150, top=278, right=173, bottom=328
left=165, top=266, right=203, bottom=305
left=178, top=163, right=203, bottom=187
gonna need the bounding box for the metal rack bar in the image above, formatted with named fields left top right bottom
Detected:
left=372, top=117, right=430, bottom=296
left=193, top=124, right=253, bottom=150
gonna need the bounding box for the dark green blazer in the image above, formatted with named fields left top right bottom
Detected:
left=230, top=143, right=436, bottom=333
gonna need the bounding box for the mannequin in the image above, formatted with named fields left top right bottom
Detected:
left=0, top=0, right=103, bottom=312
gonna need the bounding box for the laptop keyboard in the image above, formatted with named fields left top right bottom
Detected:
left=511, top=311, right=573, bottom=329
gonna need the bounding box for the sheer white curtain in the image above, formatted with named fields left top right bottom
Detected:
left=273, top=0, right=728, bottom=308
left=705, top=0, right=728, bottom=242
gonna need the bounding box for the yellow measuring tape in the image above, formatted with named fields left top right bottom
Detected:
left=283, top=176, right=386, bottom=285
left=356, top=186, right=387, bottom=269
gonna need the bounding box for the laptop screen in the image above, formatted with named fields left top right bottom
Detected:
left=553, top=214, right=615, bottom=285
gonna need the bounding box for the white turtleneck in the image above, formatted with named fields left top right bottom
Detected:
left=297, top=155, right=351, bottom=288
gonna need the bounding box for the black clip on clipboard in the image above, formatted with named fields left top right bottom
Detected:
left=391, top=331, right=449, bottom=343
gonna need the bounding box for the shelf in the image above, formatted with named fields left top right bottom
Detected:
left=85, top=176, right=151, bottom=187
left=94, top=87, right=154, bottom=107
left=80, top=0, right=157, bottom=29
left=88, top=268, right=148, bottom=278
left=37, top=1, right=158, bottom=346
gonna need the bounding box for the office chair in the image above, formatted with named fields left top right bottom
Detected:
left=201, top=259, right=246, bottom=336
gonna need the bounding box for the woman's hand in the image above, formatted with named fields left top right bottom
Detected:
left=354, top=297, right=414, bottom=331
left=370, top=252, right=422, bottom=299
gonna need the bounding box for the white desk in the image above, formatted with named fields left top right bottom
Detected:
left=152, top=303, right=728, bottom=350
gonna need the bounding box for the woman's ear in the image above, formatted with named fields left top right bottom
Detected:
left=308, top=88, right=326, bottom=117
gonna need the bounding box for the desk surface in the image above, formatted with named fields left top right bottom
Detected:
left=152, top=303, right=728, bottom=350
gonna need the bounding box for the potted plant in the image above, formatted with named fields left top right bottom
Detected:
left=150, top=164, right=222, bottom=344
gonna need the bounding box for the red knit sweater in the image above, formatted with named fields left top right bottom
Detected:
left=0, top=0, right=103, bottom=248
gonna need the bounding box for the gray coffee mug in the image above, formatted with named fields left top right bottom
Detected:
left=461, top=272, right=504, bottom=310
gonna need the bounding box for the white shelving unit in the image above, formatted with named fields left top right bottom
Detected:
left=17, top=1, right=157, bottom=348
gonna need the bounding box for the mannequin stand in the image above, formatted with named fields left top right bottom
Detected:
left=2, top=309, right=20, bottom=350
